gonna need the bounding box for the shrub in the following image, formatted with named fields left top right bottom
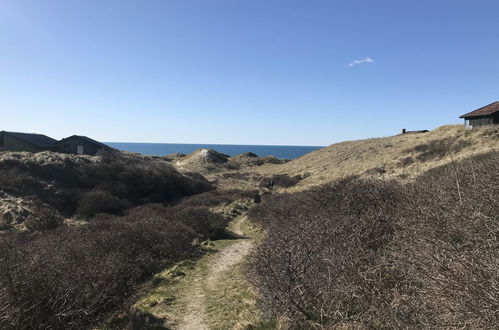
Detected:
left=250, top=177, right=403, bottom=327
left=126, top=204, right=229, bottom=240
left=172, top=207, right=229, bottom=240
left=408, top=138, right=471, bottom=162
left=77, top=190, right=127, bottom=217
left=0, top=203, right=224, bottom=329
left=259, top=173, right=302, bottom=189
left=0, top=153, right=213, bottom=222
left=0, top=216, right=9, bottom=230
left=398, top=156, right=414, bottom=166
left=391, top=152, right=499, bottom=327
left=176, top=189, right=260, bottom=208
left=24, top=205, right=63, bottom=231
left=78, top=158, right=213, bottom=205
left=249, top=152, right=499, bottom=328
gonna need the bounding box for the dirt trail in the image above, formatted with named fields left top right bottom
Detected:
left=177, top=216, right=254, bottom=330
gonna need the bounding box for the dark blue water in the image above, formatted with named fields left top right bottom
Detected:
left=105, top=142, right=323, bottom=159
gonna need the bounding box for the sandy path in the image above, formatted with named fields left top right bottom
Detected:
left=177, top=216, right=253, bottom=330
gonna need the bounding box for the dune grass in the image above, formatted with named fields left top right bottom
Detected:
left=127, top=216, right=272, bottom=330
left=241, top=124, right=499, bottom=189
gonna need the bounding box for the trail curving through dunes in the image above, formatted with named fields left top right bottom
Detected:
left=177, top=216, right=254, bottom=330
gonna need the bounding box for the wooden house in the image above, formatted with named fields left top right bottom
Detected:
left=460, top=102, right=499, bottom=128
left=58, top=135, right=110, bottom=155
left=0, top=131, right=58, bottom=153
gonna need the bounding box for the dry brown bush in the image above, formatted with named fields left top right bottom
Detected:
left=175, top=189, right=260, bottom=208
left=0, top=153, right=213, bottom=226
left=259, top=173, right=302, bottom=189
left=407, top=138, right=472, bottom=162
left=76, top=189, right=127, bottom=218
left=0, top=203, right=228, bottom=329
left=23, top=205, right=63, bottom=231
left=249, top=151, right=499, bottom=328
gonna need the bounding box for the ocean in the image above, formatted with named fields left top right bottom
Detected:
left=105, top=142, right=323, bottom=159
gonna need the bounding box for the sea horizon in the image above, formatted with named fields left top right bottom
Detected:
left=106, top=142, right=324, bottom=159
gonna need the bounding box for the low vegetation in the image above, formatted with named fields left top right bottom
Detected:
left=246, top=124, right=499, bottom=189
left=249, top=151, right=498, bottom=328
left=173, top=148, right=287, bottom=175
left=0, top=151, right=262, bottom=329
left=1, top=124, right=497, bottom=329
left=259, top=173, right=303, bottom=189
left=0, top=204, right=228, bottom=329
left=0, top=151, right=212, bottom=230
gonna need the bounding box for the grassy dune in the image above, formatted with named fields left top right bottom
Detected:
left=245, top=124, right=499, bottom=189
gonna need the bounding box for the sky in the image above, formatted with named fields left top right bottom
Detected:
left=0, top=0, right=498, bottom=146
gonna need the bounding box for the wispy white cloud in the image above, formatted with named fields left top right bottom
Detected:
left=348, top=57, right=374, bottom=67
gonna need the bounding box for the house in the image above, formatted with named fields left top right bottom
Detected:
left=401, top=128, right=429, bottom=135
left=0, top=131, right=58, bottom=153
left=58, top=135, right=110, bottom=155
left=0, top=131, right=111, bottom=155
left=460, top=101, right=499, bottom=128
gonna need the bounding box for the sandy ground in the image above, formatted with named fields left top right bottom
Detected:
left=177, top=217, right=254, bottom=330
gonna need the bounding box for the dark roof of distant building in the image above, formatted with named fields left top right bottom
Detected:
left=1, top=131, right=58, bottom=148
left=61, top=135, right=109, bottom=148
left=402, top=130, right=429, bottom=134
left=460, top=101, right=499, bottom=118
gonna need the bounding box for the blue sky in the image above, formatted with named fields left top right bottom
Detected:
left=0, top=0, right=498, bottom=145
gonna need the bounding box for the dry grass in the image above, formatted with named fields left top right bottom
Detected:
left=243, top=124, right=499, bottom=189
left=126, top=215, right=272, bottom=330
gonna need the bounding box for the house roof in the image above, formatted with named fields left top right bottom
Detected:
left=1, top=131, right=58, bottom=148
left=460, top=101, right=499, bottom=118
left=61, top=135, right=109, bottom=148
left=403, top=130, right=429, bottom=134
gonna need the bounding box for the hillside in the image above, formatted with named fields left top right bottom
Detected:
left=0, top=151, right=212, bottom=231
left=0, top=150, right=262, bottom=329
left=241, top=124, right=499, bottom=189
left=248, top=150, right=499, bottom=328
left=171, top=148, right=287, bottom=174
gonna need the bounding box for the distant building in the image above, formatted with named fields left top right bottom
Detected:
left=0, top=131, right=110, bottom=155
left=401, top=128, right=429, bottom=135
left=58, top=135, right=110, bottom=155
left=0, top=131, right=58, bottom=153
left=460, top=101, right=499, bottom=128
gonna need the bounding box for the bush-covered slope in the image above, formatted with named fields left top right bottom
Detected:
left=0, top=150, right=261, bottom=329
left=0, top=203, right=230, bottom=329
left=0, top=151, right=212, bottom=230
left=249, top=151, right=498, bottom=328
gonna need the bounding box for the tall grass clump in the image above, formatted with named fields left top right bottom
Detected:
left=249, top=151, right=499, bottom=328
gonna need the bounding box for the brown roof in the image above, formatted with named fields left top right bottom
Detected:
left=460, top=101, right=499, bottom=118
